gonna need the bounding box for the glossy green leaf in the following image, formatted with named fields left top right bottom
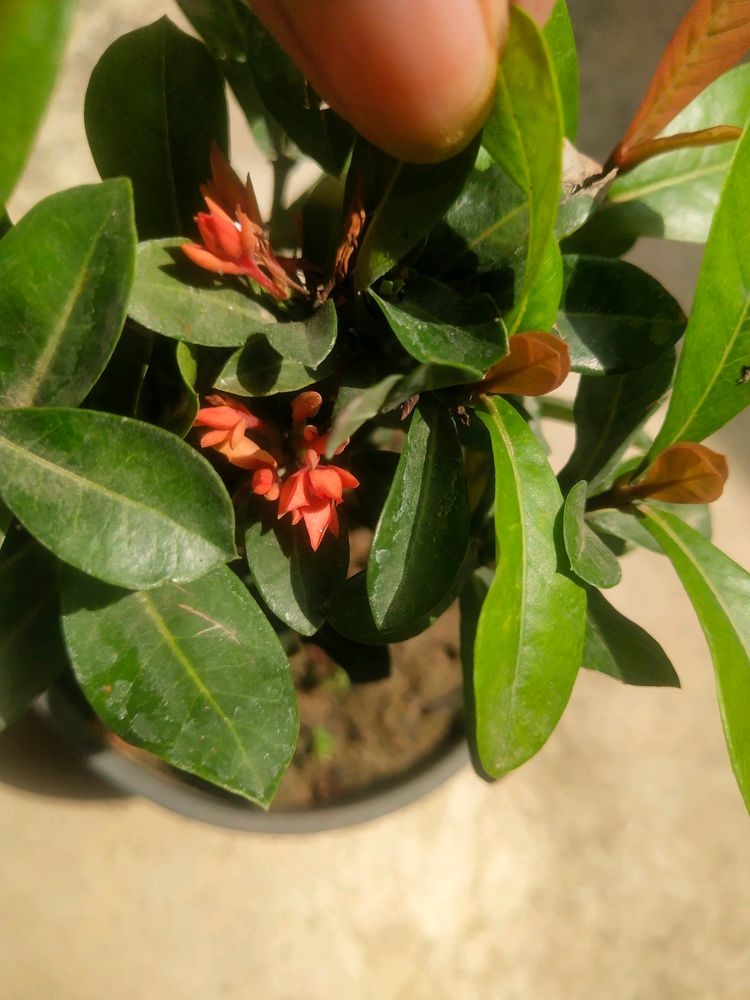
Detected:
left=651, top=122, right=750, bottom=453
left=245, top=504, right=349, bottom=636
left=483, top=6, right=563, bottom=330
left=0, top=531, right=68, bottom=731
left=83, top=323, right=153, bottom=420
left=0, top=182, right=136, bottom=409
left=515, top=234, right=564, bottom=332
left=473, top=396, right=586, bottom=777
left=587, top=501, right=712, bottom=555
left=557, top=256, right=686, bottom=375
left=558, top=349, right=676, bottom=492
left=0, top=408, right=236, bottom=589
left=131, top=240, right=337, bottom=362
left=176, top=0, right=280, bottom=157
left=367, top=399, right=470, bottom=631
left=345, top=450, right=399, bottom=529
left=175, top=343, right=200, bottom=436
left=370, top=279, right=507, bottom=380
left=639, top=505, right=750, bottom=813
left=245, top=12, right=352, bottom=175
left=0, top=0, right=76, bottom=208
left=85, top=18, right=228, bottom=239
left=131, top=239, right=274, bottom=345
left=459, top=566, right=494, bottom=778
left=353, top=136, right=480, bottom=291
left=591, top=65, right=750, bottom=243
left=543, top=0, right=579, bottom=140
left=61, top=566, right=297, bottom=806
left=583, top=586, right=679, bottom=687
left=563, top=481, right=621, bottom=588
left=424, top=162, right=529, bottom=281
left=215, top=335, right=325, bottom=397
left=325, top=374, right=402, bottom=459
left=327, top=547, right=475, bottom=647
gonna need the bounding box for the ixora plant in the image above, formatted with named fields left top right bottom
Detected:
left=1, top=0, right=750, bottom=816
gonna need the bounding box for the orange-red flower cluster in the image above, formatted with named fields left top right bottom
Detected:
left=193, top=390, right=359, bottom=551
left=182, top=144, right=305, bottom=301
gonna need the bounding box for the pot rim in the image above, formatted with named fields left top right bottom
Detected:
left=37, top=689, right=469, bottom=834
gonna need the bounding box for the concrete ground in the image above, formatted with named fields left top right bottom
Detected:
left=3, top=1, right=750, bottom=997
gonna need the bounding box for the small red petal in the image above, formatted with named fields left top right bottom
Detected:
left=309, top=467, right=344, bottom=502
left=301, top=499, right=335, bottom=551
left=278, top=470, right=312, bottom=516
left=194, top=406, right=240, bottom=429
left=331, top=466, right=359, bottom=491
left=204, top=197, right=243, bottom=260
left=199, top=428, right=229, bottom=448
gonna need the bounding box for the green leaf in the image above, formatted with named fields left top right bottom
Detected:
left=327, top=547, right=474, bottom=647
left=459, top=566, right=494, bottom=779
left=0, top=0, right=76, bottom=208
left=596, top=64, right=750, bottom=243
left=244, top=11, right=353, bottom=175
left=176, top=0, right=280, bottom=157
left=0, top=531, right=68, bottom=731
left=0, top=408, right=236, bottom=589
left=263, top=303, right=338, bottom=368
left=557, top=256, right=686, bottom=375
left=650, top=121, right=750, bottom=453
left=83, top=323, right=154, bottom=419
left=131, top=239, right=337, bottom=363
left=85, top=18, right=228, bottom=239
left=558, top=349, right=676, bottom=492
left=245, top=503, right=349, bottom=637
left=423, top=162, right=529, bottom=281
left=325, top=374, right=402, bottom=459
left=563, top=481, right=622, bottom=588
left=353, top=136, right=480, bottom=291
left=587, top=501, right=712, bottom=555
left=583, top=586, right=679, bottom=687
left=215, top=335, right=326, bottom=397
left=515, top=234, right=563, bottom=332
left=174, top=342, right=200, bottom=436
left=131, top=238, right=275, bottom=345
left=483, top=6, right=563, bottom=330
left=473, top=396, right=586, bottom=777
left=367, top=399, right=470, bottom=631
left=370, top=278, right=507, bottom=380
left=639, top=505, right=750, bottom=813
left=543, top=0, right=579, bottom=140
left=61, top=565, right=298, bottom=806
left=0, top=182, right=136, bottom=409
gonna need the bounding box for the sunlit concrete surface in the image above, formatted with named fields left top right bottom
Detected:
left=2, top=2, right=750, bottom=998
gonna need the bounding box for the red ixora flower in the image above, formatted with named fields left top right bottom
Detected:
left=182, top=144, right=305, bottom=301
left=277, top=391, right=359, bottom=550
left=193, top=394, right=281, bottom=499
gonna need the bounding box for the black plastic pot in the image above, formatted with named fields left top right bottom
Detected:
left=38, top=686, right=468, bottom=833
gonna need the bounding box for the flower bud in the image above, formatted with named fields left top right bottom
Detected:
left=249, top=0, right=509, bottom=163
left=478, top=331, right=571, bottom=397
left=619, top=443, right=729, bottom=505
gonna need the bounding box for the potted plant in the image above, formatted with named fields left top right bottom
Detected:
left=1, top=0, right=749, bottom=830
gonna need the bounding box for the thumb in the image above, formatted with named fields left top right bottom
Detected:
left=249, top=0, right=509, bottom=163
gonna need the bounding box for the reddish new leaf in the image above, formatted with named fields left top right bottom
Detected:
left=620, top=443, right=729, bottom=504
left=614, top=0, right=750, bottom=163
left=478, top=331, right=570, bottom=397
